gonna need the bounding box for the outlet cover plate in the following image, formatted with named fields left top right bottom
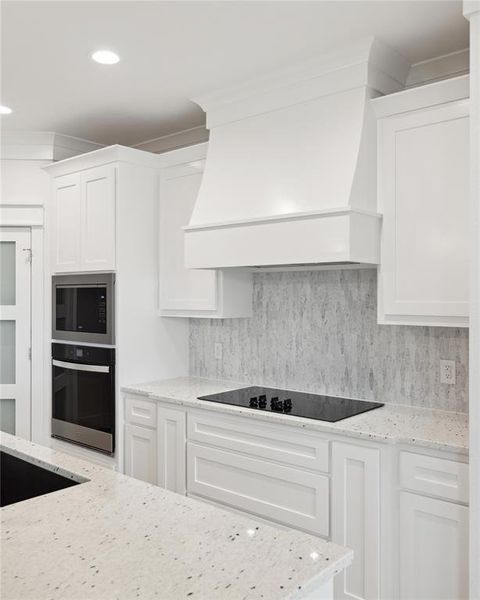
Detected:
left=440, top=359, right=456, bottom=385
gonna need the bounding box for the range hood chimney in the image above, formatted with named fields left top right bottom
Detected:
left=184, top=38, right=409, bottom=269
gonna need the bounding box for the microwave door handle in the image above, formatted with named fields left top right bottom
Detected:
left=52, top=359, right=110, bottom=373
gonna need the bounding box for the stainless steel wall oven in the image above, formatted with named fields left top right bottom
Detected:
left=52, top=343, right=115, bottom=454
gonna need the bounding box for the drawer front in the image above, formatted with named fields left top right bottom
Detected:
left=187, top=442, right=329, bottom=536
left=125, top=395, right=157, bottom=428
left=188, top=409, right=329, bottom=473
left=399, top=451, right=468, bottom=503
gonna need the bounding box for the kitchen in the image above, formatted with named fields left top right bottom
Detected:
left=0, top=1, right=478, bottom=599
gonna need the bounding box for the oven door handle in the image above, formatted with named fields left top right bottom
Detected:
left=52, top=359, right=110, bottom=373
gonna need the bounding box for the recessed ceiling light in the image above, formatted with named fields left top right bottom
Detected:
left=91, top=50, right=120, bottom=65
left=0, top=105, right=13, bottom=114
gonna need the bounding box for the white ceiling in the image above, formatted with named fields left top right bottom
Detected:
left=1, top=1, right=468, bottom=146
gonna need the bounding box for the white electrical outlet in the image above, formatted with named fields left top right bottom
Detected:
left=214, top=343, right=223, bottom=360
left=440, top=359, right=456, bottom=385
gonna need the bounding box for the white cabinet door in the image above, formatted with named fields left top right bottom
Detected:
left=157, top=405, right=186, bottom=494
left=378, top=99, right=469, bottom=327
left=52, top=173, right=81, bottom=272
left=399, top=492, right=468, bottom=600
left=80, top=165, right=116, bottom=271
left=159, top=153, right=218, bottom=314
left=332, top=442, right=381, bottom=600
left=158, top=143, right=252, bottom=318
left=124, top=423, right=157, bottom=485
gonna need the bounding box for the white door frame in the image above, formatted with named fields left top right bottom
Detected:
left=0, top=227, right=31, bottom=438
left=0, top=204, right=45, bottom=444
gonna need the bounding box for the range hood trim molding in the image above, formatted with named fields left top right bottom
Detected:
left=183, top=207, right=381, bottom=232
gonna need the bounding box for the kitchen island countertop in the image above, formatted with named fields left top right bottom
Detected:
left=0, top=432, right=352, bottom=600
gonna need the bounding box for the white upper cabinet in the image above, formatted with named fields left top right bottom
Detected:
left=52, top=173, right=82, bottom=272
left=51, top=164, right=116, bottom=273
left=158, top=143, right=252, bottom=318
left=80, top=165, right=116, bottom=271
left=46, top=146, right=163, bottom=277
left=374, top=76, right=469, bottom=327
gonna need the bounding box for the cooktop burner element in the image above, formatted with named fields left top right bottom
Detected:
left=198, top=386, right=384, bottom=422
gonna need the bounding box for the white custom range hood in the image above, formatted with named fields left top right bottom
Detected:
left=184, top=38, right=409, bottom=269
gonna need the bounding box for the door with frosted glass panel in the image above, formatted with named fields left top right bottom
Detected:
left=0, top=228, right=31, bottom=439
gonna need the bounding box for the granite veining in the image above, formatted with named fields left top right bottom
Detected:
left=123, top=377, right=469, bottom=454
left=190, top=269, right=469, bottom=412
left=0, top=432, right=352, bottom=600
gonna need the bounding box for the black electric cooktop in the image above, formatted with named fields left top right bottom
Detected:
left=198, top=386, right=384, bottom=423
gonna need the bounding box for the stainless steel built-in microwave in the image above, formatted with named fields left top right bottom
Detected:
left=52, top=274, right=115, bottom=345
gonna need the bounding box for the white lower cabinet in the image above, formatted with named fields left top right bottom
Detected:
left=123, top=396, right=469, bottom=599
left=399, top=450, right=469, bottom=504
left=187, top=409, right=330, bottom=472
left=331, top=442, right=381, bottom=600
left=124, top=423, right=157, bottom=485
left=124, top=395, right=186, bottom=493
left=187, top=441, right=330, bottom=536
left=399, top=492, right=469, bottom=600
left=157, top=405, right=186, bottom=494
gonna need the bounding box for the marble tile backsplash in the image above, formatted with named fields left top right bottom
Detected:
left=189, top=269, right=469, bottom=413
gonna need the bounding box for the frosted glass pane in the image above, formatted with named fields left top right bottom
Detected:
left=0, top=321, right=15, bottom=384
left=0, top=242, right=16, bottom=305
left=0, top=399, right=15, bottom=434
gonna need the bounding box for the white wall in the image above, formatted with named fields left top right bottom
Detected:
left=1, top=157, right=51, bottom=445
left=463, top=3, right=480, bottom=598
left=1, top=159, right=51, bottom=205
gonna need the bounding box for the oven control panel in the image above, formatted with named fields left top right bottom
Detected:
left=51, top=343, right=115, bottom=365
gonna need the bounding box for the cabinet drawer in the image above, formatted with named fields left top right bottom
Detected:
left=187, top=442, right=329, bottom=536
left=188, top=410, right=329, bottom=473
left=399, top=451, right=468, bottom=503
left=125, top=395, right=157, bottom=428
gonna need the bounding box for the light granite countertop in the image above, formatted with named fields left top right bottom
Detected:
left=0, top=432, right=352, bottom=600
left=122, top=377, right=469, bottom=455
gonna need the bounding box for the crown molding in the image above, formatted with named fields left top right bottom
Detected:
left=42, top=144, right=161, bottom=177
left=372, top=74, right=469, bottom=118
left=463, top=0, right=480, bottom=18
left=133, top=126, right=209, bottom=154
left=155, top=142, right=208, bottom=169
left=406, top=49, right=469, bottom=88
